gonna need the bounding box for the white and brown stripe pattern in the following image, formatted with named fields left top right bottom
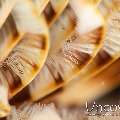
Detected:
left=10, top=0, right=105, bottom=103
left=55, top=58, right=120, bottom=105
left=1, top=0, right=120, bottom=119
left=33, top=0, right=69, bottom=27
left=0, top=14, right=22, bottom=62
left=0, top=0, right=50, bottom=98
left=43, top=0, right=69, bottom=26
left=75, top=7, right=120, bottom=80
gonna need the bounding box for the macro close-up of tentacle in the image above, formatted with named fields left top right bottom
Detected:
left=0, top=0, right=120, bottom=120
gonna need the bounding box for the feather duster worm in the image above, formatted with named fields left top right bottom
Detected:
left=73, top=0, right=120, bottom=81
left=10, top=0, right=105, bottom=103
